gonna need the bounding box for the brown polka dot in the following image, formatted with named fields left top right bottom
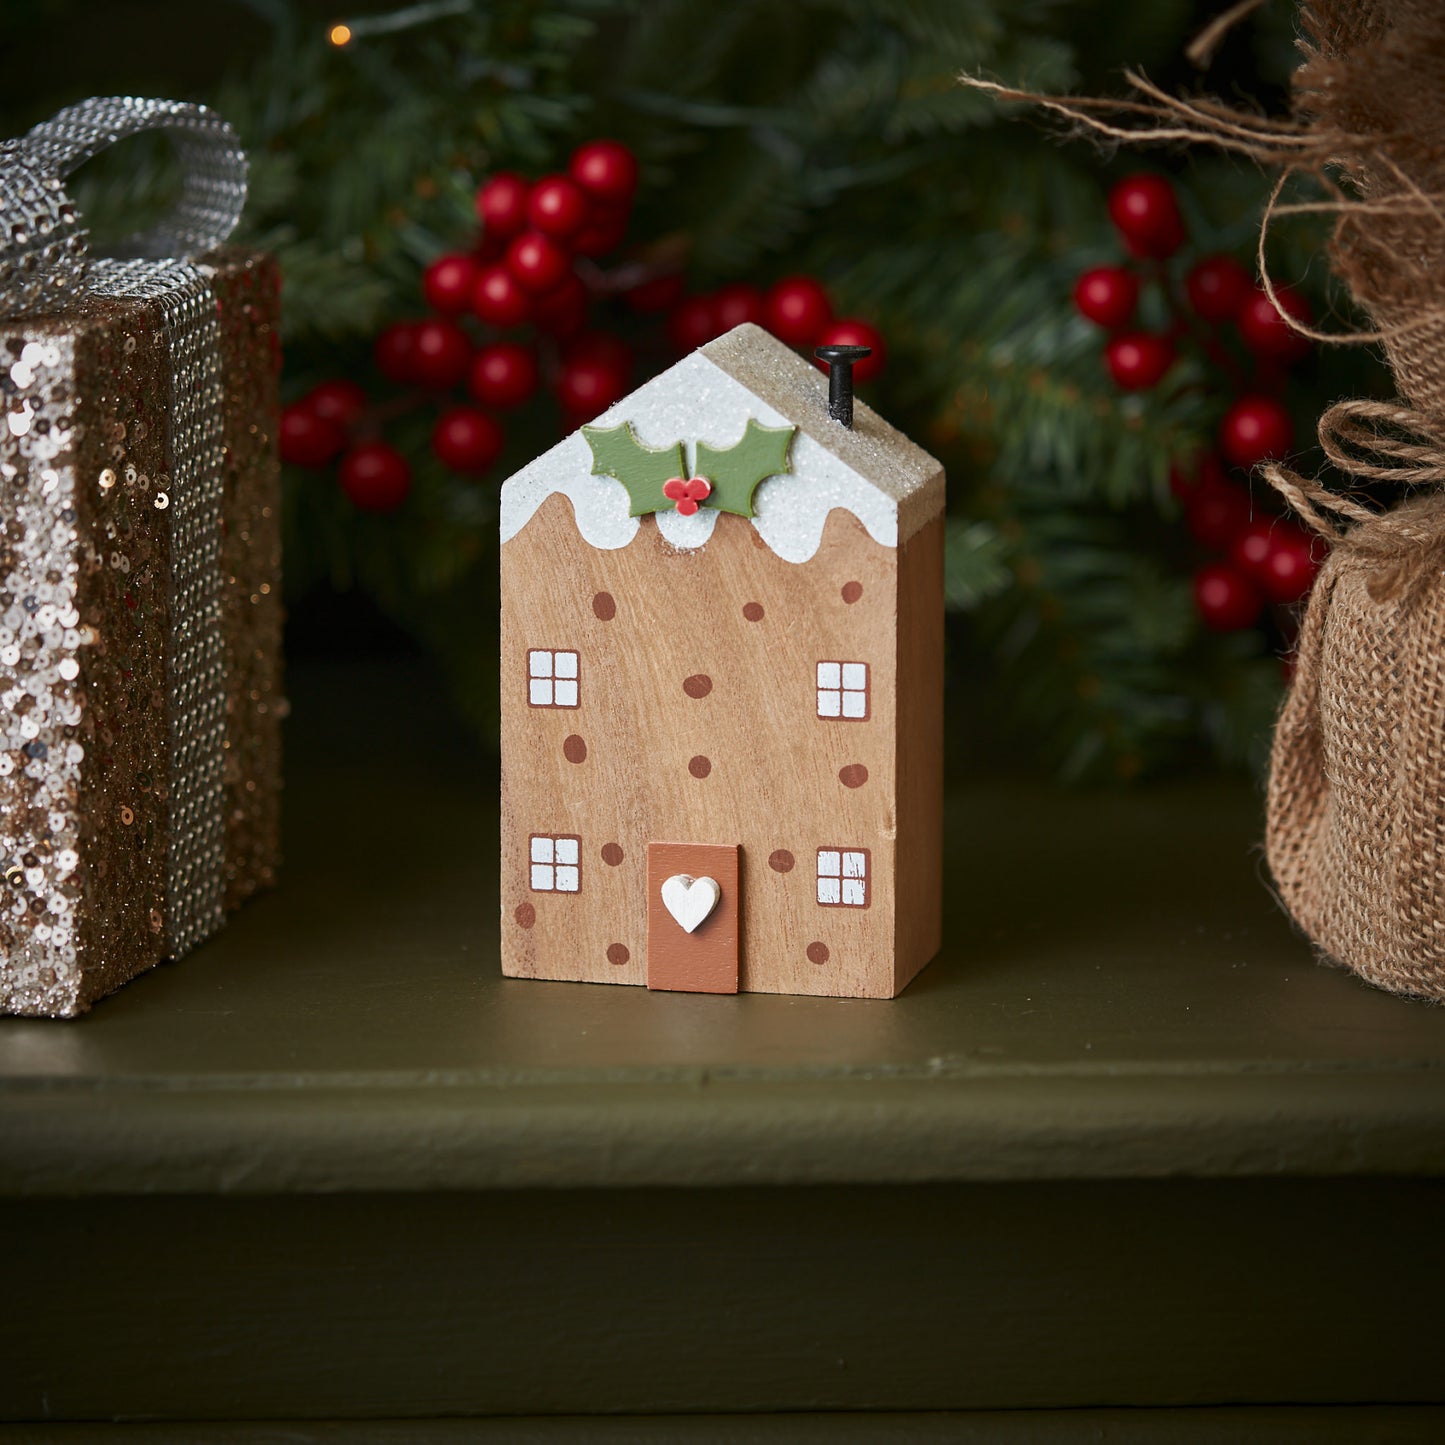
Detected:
left=562, top=734, right=587, bottom=764
left=688, top=754, right=712, bottom=779
left=807, top=941, right=830, bottom=965
left=769, top=849, right=795, bottom=873
left=601, top=842, right=624, bottom=867
left=842, top=581, right=864, bottom=604
left=683, top=673, right=713, bottom=698
left=742, top=601, right=764, bottom=622
left=592, top=591, right=616, bottom=621
left=515, top=903, right=536, bottom=930
left=839, top=763, right=869, bottom=789
left=607, top=943, right=630, bottom=966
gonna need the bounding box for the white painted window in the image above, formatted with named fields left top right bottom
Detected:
left=816, top=660, right=869, bottom=720
left=817, top=847, right=869, bottom=908
left=529, top=648, right=579, bottom=708
left=530, top=834, right=581, bottom=893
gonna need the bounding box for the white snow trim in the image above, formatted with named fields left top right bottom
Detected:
left=498, top=353, right=899, bottom=561
left=751, top=434, right=897, bottom=559
left=499, top=432, right=640, bottom=551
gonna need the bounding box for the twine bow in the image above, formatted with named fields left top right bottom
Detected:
left=0, top=96, right=246, bottom=319
left=1263, top=401, right=1445, bottom=600
left=1265, top=402, right=1445, bottom=539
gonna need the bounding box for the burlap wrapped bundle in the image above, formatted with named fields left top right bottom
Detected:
left=964, top=0, right=1445, bottom=996
left=1246, top=0, right=1445, bottom=1000
left=1267, top=463, right=1445, bottom=999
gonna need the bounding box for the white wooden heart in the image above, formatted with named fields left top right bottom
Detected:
left=660, top=874, right=721, bottom=934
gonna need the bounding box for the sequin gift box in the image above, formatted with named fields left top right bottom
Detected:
left=0, top=99, right=283, bottom=1016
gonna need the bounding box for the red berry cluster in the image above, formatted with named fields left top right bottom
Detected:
left=1173, top=456, right=1320, bottom=632
left=279, top=379, right=413, bottom=512
left=1073, top=172, right=1319, bottom=632
left=657, top=274, right=886, bottom=382
left=280, top=136, right=889, bottom=514
left=280, top=140, right=642, bottom=510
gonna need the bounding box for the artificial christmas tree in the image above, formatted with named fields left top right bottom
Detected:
left=18, top=0, right=1377, bottom=783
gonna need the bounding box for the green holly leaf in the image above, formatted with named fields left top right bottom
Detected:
left=582, top=423, right=684, bottom=518
left=696, top=421, right=796, bottom=518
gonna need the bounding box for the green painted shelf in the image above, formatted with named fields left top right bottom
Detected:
left=1, top=660, right=1442, bottom=1431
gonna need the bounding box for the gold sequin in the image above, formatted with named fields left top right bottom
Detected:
left=0, top=245, right=281, bottom=1017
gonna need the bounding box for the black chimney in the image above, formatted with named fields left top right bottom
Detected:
left=813, top=344, right=872, bottom=430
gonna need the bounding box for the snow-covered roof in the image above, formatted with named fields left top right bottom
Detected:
left=499, top=322, right=944, bottom=564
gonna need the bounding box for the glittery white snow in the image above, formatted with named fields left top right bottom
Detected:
left=499, top=325, right=944, bottom=563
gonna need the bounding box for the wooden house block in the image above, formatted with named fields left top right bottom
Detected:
left=499, top=323, right=944, bottom=998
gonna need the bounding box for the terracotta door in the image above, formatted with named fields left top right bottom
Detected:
left=645, top=842, right=741, bottom=994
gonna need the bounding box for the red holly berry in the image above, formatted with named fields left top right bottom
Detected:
left=1073, top=266, right=1139, bottom=329
left=1220, top=395, right=1294, bottom=467
left=1229, top=517, right=1280, bottom=577
left=668, top=294, right=722, bottom=352
left=469, top=342, right=539, bottom=409
left=1186, top=475, right=1252, bottom=548
left=1103, top=332, right=1176, bottom=390
left=713, top=283, right=767, bottom=333
left=527, top=174, right=590, bottom=239
left=568, top=139, right=639, bottom=204
left=422, top=252, right=481, bottom=315
left=764, top=275, right=832, bottom=347
left=304, top=379, right=368, bottom=430
left=1259, top=528, right=1319, bottom=604
left=1232, top=521, right=1318, bottom=603
left=556, top=351, right=630, bottom=422
left=472, top=264, right=532, bottom=328
left=815, top=318, right=886, bottom=383
left=662, top=475, right=712, bottom=516
left=1194, top=562, right=1264, bottom=631
left=570, top=203, right=629, bottom=258
left=339, top=440, right=411, bottom=512
left=409, top=318, right=473, bottom=389
left=278, top=404, right=345, bottom=468
left=505, top=231, right=572, bottom=294
left=627, top=272, right=686, bottom=314
left=374, top=322, right=420, bottom=384
left=1107, top=174, right=1186, bottom=260
left=474, top=172, right=531, bottom=239
left=531, top=272, right=590, bottom=337
left=1237, top=285, right=1312, bottom=363
left=432, top=406, right=504, bottom=474
left=1185, top=254, right=1252, bottom=324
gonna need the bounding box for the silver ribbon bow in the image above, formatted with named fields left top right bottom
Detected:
left=1, top=98, right=248, bottom=964
left=1, top=96, right=247, bottom=318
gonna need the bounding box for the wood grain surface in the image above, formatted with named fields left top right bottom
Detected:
left=500, top=496, right=943, bottom=997
left=893, top=513, right=945, bottom=992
